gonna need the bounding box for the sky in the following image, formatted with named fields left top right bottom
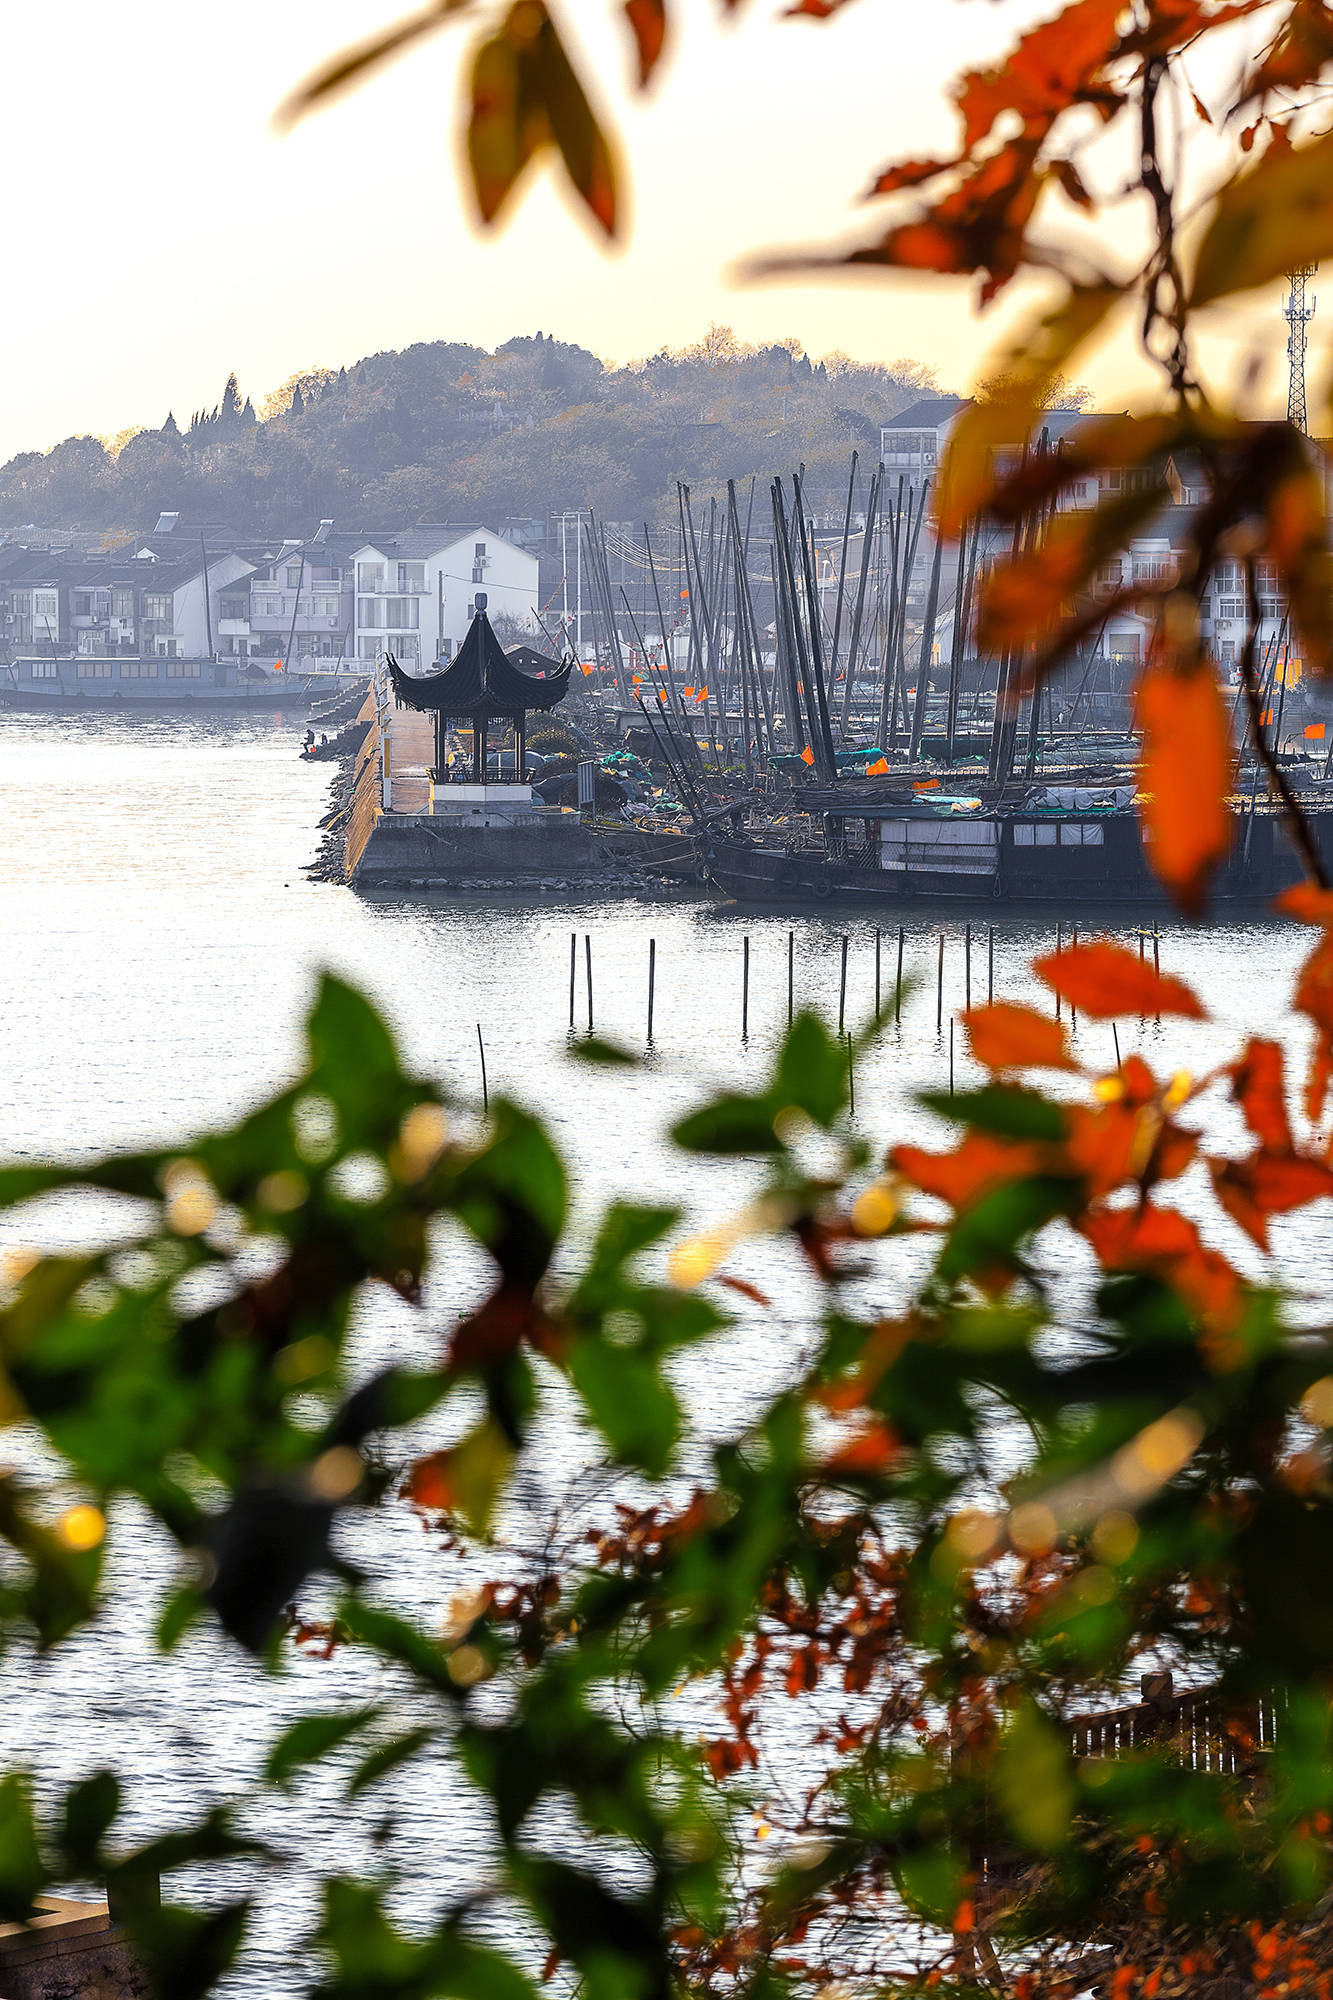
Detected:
left=0, top=0, right=1309, bottom=463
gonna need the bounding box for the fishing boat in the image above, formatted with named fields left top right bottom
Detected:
left=702, top=780, right=1333, bottom=909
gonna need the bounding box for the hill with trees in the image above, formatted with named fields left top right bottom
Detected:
left=0, top=330, right=941, bottom=537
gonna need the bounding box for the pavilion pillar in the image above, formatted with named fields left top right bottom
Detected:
left=473, top=710, right=486, bottom=784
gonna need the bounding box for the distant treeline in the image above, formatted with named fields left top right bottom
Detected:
left=0, top=328, right=941, bottom=538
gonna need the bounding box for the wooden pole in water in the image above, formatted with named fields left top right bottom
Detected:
left=896, top=926, right=904, bottom=1024
left=788, top=930, right=795, bottom=1027
left=949, top=1017, right=955, bottom=1096
left=847, top=1032, right=855, bottom=1115
left=1112, top=1022, right=1122, bottom=1068
left=648, top=938, right=656, bottom=1042
left=875, top=929, right=882, bottom=1015
left=569, top=931, right=576, bottom=1029
left=743, top=935, right=751, bottom=1039
left=839, top=934, right=849, bottom=1035
left=988, top=925, right=994, bottom=1003
left=936, top=933, right=944, bottom=1035
left=585, top=933, right=593, bottom=1033
left=477, top=1024, right=489, bottom=1113
left=1071, top=925, right=1078, bottom=1034
left=1153, top=927, right=1161, bottom=1021
left=1056, top=921, right=1063, bottom=1020
left=965, top=923, right=972, bottom=1010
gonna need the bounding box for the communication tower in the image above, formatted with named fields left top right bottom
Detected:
left=1285, top=266, right=1317, bottom=433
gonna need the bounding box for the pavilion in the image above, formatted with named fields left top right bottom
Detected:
left=386, top=595, right=571, bottom=784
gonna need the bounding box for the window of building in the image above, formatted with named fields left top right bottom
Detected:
left=1214, top=560, right=1242, bottom=592
left=144, top=593, right=171, bottom=624
left=33, top=590, right=58, bottom=623
left=358, top=636, right=382, bottom=660
left=166, top=660, right=201, bottom=677
left=120, top=661, right=159, bottom=678
left=111, top=588, right=135, bottom=618
left=396, top=561, right=426, bottom=592
left=393, top=634, right=420, bottom=660
left=1215, top=598, right=1246, bottom=620
left=28, top=660, right=58, bottom=678
left=73, top=592, right=94, bottom=618
left=1133, top=555, right=1175, bottom=583
left=385, top=598, right=419, bottom=630
left=1014, top=824, right=1035, bottom=846
left=1059, top=822, right=1105, bottom=846
left=359, top=598, right=384, bottom=630
left=313, top=594, right=339, bottom=618
left=11, top=593, right=30, bottom=615
left=286, top=565, right=302, bottom=589
left=220, top=597, right=248, bottom=620
left=77, top=660, right=113, bottom=678
left=357, top=561, right=386, bottom=593
left=253, top=595, right=280, bottom=618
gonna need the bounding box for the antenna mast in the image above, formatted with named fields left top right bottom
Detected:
left=1285, top=266, right=1317, bottom=433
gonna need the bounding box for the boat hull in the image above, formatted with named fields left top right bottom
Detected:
left=704, top=809, right=1326, bottom=911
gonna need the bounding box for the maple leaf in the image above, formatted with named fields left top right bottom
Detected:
left=963, top=1001, right=1077, bottom=1072
left=1032, top=940, right=1206, bottom=1019
left=1134, top=646, right=1235, bottom=916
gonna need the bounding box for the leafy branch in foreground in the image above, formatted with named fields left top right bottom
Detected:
left=2, top=916, right=1333, bottom=1994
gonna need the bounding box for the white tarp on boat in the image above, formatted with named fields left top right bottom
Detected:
left=1033, top=784, right=1133, bottom=809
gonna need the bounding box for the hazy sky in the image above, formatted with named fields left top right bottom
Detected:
left=0, top=0, right=1304, bottom=463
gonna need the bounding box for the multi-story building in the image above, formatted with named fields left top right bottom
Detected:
left=350, top=527, right=540, bottom=667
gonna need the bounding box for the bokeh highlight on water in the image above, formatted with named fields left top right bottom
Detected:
left=0, top=708, right=1320, bottom=1991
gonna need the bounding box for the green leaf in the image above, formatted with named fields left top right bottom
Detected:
left=346, top=1725, right=439, bottom=1800
left=1192, top=129, right=1333, bottom=307
left=59, top=1771, right=119, bottom=1873
left=919, top=1085, right=1068, bottom=1141
left=0, top=1774, right=44, bottom=1922
left=570, top=1036, right=639, bottom=1067
left=263, top=1706, right=381, bottom=1788
left=671, top=1091, right=783, bottom=1155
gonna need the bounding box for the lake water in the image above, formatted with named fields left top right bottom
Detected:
left=0, top=707, right=1322, bottom=1991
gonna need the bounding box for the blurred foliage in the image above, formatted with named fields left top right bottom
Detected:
left=1, top=933, right=1333, bottom=1997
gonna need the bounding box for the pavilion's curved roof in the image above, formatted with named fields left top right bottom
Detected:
left=388, top=615, right=571, bottom=714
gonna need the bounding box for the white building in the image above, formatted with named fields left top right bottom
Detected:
left=350, top=527, right=540, bottom=668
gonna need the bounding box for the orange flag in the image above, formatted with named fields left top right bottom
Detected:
left=913, top=778, right=941, bottom=791
left=1306, top=723, right=1326, bottom=740
left=683, top=686, right=696, bottom=699
left=697, top=687, right=709, bottom=702
left=800, top=746, right=815, bottom=765
left=867, top=756, right=890, bottom=775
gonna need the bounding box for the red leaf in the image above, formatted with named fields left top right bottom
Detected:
left=1082, top=1205, right=1243, bottom=1329
left=1134, top=649, right=1235, bottom=915
left=1231, top=1038, right=1292, bottom=1154
left=963, top=1001, right=1077, bottom=1072
left=892, top=1132, right=1048, bottom=1211
left=623, top=0, right=666, bottom=85
left=1032, top=939, right=1206, bottom=1019
left=1212, top=1153, right=1333, bottom=1250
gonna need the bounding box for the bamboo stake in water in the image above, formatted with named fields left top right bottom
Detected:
left=1112, top=1022, right=1122, bottom=1068
left=965, top=923, right=972, bottom=1010
left=949, top=1017, right=955, bottom=1096
left=742, top=935, right=750, bottom=1040
left=988, top=925, right=994, bottom=1003
left=1071, top=925, right=1078, bottom=1034
left=838, top=933, right=849, bottom=1035
left=569, top=931, right=576, bottom=1029
left=584, top=934, right=593, bottom=1033
left=1055, top=921, right=1063, bottom=1021
left=936, top=933, right=945, bottom=1035
left=875, top=928, right=882, bottom=1015
left=847, top=1032, right=855, bottom=1116
left=647, top=938, right=656, bottom=1042
left=788, top=930, right=794, bottom=1027
left=477, top=1023, right=489, bottom=1113
left=1152, top=927, right=1161, bottom=1021
left=896, top=926, right=904, bottom=1024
